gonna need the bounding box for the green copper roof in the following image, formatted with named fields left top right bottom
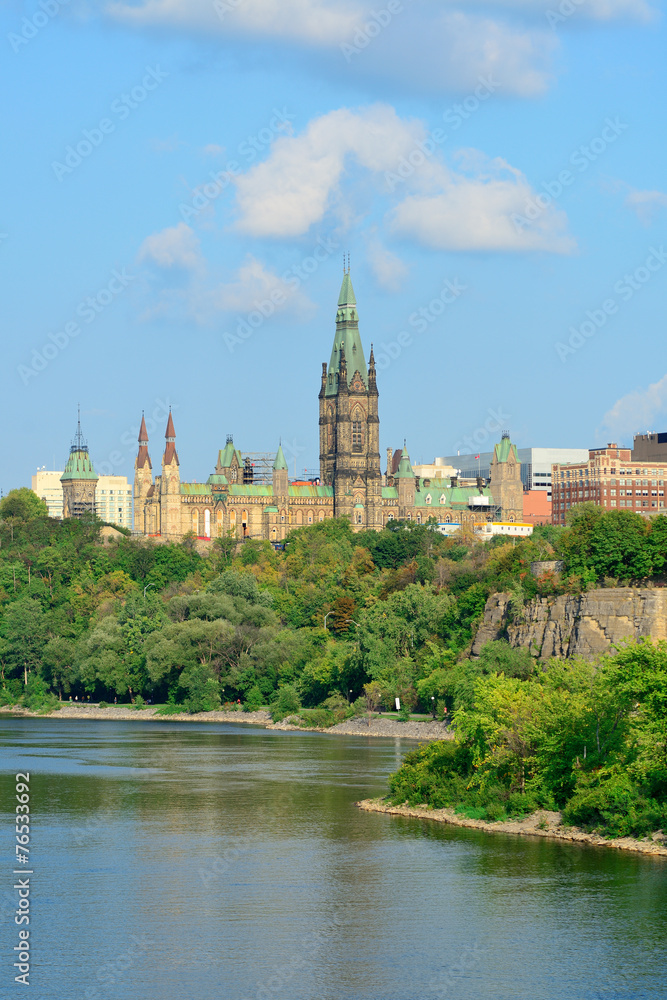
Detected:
left=326, top=272, right=368, bottom=397
left=206, top=473, right=228, bottom=486
left=273, top=445, right=288, bottom=471
left=494, top=436, right=518, bottom=464
left=228, top=484, right=273, bottom=497
left=218, top=441, right=242, bottom=469
left=394, top=447, right=414, bottom=480
left=263, top=506, right=279, bottom=513
left=289, top=484, right=334, bottom=498
left=61, top=449, right=98, bottom=482
left=180, top=484, right=212, bottom=496
left=414, top=486, right=493, bottom=508
left=382, top=487, right=398, bottom=499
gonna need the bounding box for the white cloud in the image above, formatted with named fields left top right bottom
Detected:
left=601, top=375, right=667, bottom=440
left=202, top=143, right=225, bottom=157
left=234, top=106, right=423, bottom=237
left=138, top=222, right=203, bottom=270
left=366, top=236, right=408, bottom=290
left=461, top=0, right=656, bottom=20
left=625, top=188, right=667, bottom=225
left=106, top=0, right=362, bottom=45
left=390, top=153, right=575, bottom=253
left=232, top=105, right=575, bottom=253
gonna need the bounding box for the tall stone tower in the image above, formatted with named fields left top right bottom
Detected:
left=272, top=443, right=289, bottom=503
left=490, top=432, right=524, bottom=522
left=133, top=413, right=153, bottom=533
left=160, top=410, right=181, bottom=538
left=395, top=445, right=416, bottom=517
left=61, top=409, right=98, bottom=519
left=319, top=269, right=382, bottom=530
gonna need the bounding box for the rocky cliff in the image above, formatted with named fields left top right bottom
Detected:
left=472, top=588, right=667, bottom=660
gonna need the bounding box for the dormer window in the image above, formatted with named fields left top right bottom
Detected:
left=425, top=494, right=432, bottom=505
left=439, top=494, right=446, bottom=505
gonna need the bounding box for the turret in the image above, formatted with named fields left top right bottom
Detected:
left=134, top=412, right=154, bottom=532
left=394, top=444, right=416, bottom=514
left=272, top=443, right=289, bottom=500
left=490, top=431, right=523, bottom=522
left=61, top=407, right=98, bottom=519
left=160, top=409, right=181, bottom=537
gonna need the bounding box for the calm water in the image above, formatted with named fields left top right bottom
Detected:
left=1, top=717, right=666, bottom=1000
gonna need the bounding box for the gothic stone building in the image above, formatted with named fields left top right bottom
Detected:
left=133, top=272, right=522, bottom=542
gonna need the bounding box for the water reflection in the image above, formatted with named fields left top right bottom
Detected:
left=1, top=718, right=666, bottom=1000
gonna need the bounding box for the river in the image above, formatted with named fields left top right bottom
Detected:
left=1, top=717, right=666, bottom=999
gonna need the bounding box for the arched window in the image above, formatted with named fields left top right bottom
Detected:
left=308, top=510, right=313, bottom=524
left=352, top=407, right=363, bottom=452
left=204, top=509, right=211, bottom=538
left=417, top=514, right=422, bottom=524
left=318, top=511, right=324, bottom=522
left=230, top=510, right=236, bottom=531
left=216, top=509, right=223, bottom=536
left=296, top=510, right=303, bottom=525
left=192, top=509, right=199, bottom=535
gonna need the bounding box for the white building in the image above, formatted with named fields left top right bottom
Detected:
left=31, top=470, right=64, bottom=519
left=31, top=471, right=133, bottom=528
left=95, top=476, right=133, bottom=528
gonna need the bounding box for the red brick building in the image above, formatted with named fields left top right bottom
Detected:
left=551, top=444, right=667, bottom=525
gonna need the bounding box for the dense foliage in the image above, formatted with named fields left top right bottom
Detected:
left=388, top=641, right=667, bottom=839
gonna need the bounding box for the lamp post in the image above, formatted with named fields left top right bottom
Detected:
left=323, top=611, right=333, bottom=630
left=143, top=582, right=155, bottom=598
left=431, top=695, right=436, bottom=720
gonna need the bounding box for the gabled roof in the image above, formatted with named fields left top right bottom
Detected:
left=494, top=435, right=518, bottom=464
left=217, top=440, right=243, bottom=469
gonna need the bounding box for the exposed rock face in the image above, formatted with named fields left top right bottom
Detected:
left=472, top=588, right=667, bottom=660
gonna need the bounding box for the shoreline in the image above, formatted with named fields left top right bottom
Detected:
left=2, top=704, right=452, bottom=741
left=356, top=798, right=667, bottom=858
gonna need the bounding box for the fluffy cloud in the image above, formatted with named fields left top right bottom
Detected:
left=600, top=375, right=667, bottom=440
left=106, top=0, right=361, bottom=45
left=138, top=222, right=203, bottom=270
left=390, top=154, right=575, bottom=253
left=625, top=188, right=667, bottom=225
left=234, top=106, right=423, bottom=237
left=232, top=105, right=575, bottom=253
left=104, top=0, right=655, bottom=95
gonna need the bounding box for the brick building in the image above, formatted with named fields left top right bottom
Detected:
left=551, top=443, right=667, bottom=524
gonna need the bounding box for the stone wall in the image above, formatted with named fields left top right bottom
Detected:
left=472, top=588, right=667, bottom=660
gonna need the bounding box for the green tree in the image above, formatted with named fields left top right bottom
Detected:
left=0, top=488, right=48, bottom=521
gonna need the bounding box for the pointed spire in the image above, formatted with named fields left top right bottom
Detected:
left=163, top=410, right=179, bottom=466
left=273, top=444, right=289, bottom=472
left=136, top=411, right=151, bottom=470
left=395, top=444, right=414, bottom=479
left=138, top=412, right=148, bottom=445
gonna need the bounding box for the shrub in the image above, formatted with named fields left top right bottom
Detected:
left=270, top=684, right=301, bottom=722
left=243, top=685, right=264, bottom=712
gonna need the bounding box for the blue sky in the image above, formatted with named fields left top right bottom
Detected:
left=2, top=0, right=666, bottom=491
